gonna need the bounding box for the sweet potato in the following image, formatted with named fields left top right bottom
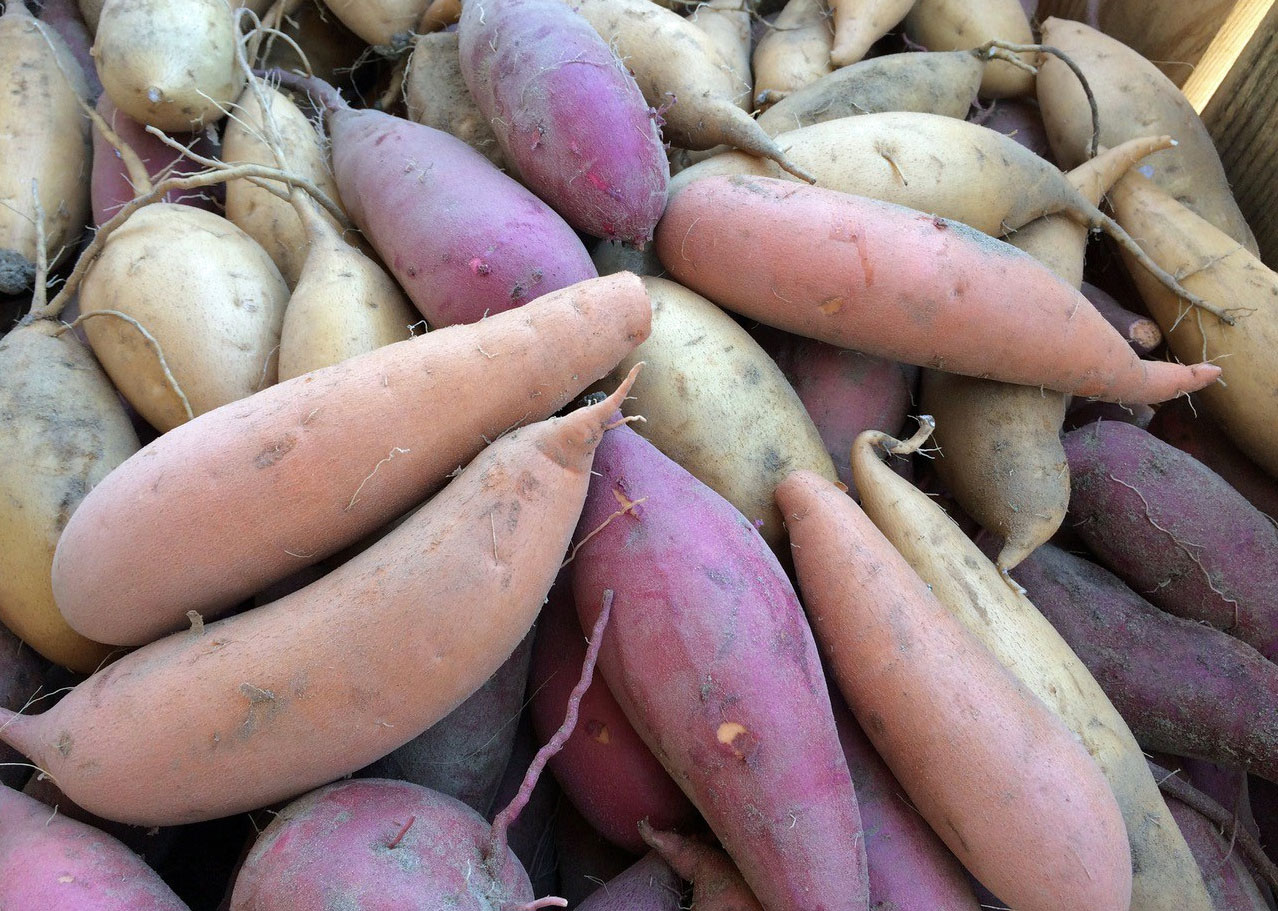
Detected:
left=531, top=573, right=696, bottom=853
left=1012, top=543, right=1278, bottom=786
left=1036, top=17, right=1258, bottom=253
left=0, top=0, right=91, bottom=294
left=577, top=849, right=682, bottom=911
left=38, top=0, right=100, bottom=98
left=1163, top=785, right=1270, bottom=911
left=639, top=824, right=763, bottom=911
left=227, top=779, right=534, bottom=909
left=969, top=98, right=1052, bottom=158
left=904, top=0, right=1035, bottom=97
left=1148, top=397, right=1278, bottom=522
left=490, top=712, right=562, bottom=899
left=362, top=632, right=533, bottom=815
left=1082, top=282, right=1163, bottom=356
left=222, top=82, right=347, bottom=288
left=90, top=93, right=219, bottom=226
left=852, top=422, right=1213, bottom=911
left=278, top=71, right=598, bottom=328
left=753, top=326, right=916, bottom=494
left=404, top=32, right=505, bottom=167
left=0, top=784, right=190, bottom=909
left=1064, top=420, right=1278, bottom=662
left=0, top=319, right=136, bottom=672
left=561, top=0, right=811, bottom=180
left=689, top=0, right=752, bottom=111
left=594, top=276, right=836, bottom=552
left=321, top=0, right=427, bottom=49
left=5, top=377, right=638, bottom=824
left=1107, top=170, right=1278, bottom=479
left=458, top=0, right=669, bottom=245
left=831, top=697, right=980, bottom=910
left=572, top=420, right=870, bottom=911
left=78, top=203, right=291, bottom=433
left=0, top=622, right=47, bottom=788
left=52, top=272, right=649, bottom=647
left=93, top=0, right=242, bottom=130
left=655, top=175, right=1219, bottom=404
left=828, top=0, right=912, bottom=66
left=277, top=193, right=417, bottom=381
left=751, top=0, right=832, bottom=110
left=776, top=469, right=1133, bottom=911
left=756, top=50, right=984, bottom=135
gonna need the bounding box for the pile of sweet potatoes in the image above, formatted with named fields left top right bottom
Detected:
left=2, top=0, right=1277, bottom=908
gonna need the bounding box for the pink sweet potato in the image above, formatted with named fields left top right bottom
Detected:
left=276, top=71, right=597, bottom=328
left=639, top=823, right=763, bottom=910
left=458, top=0, right=668, bottom=244
left=0, top=783, right=189, bottom=909
left=530, top=572, right=696, bottom=853
left=572, top=420, right=870, bottom=911
left=1064, top=421, right=1278, bottom=662
left=655, top=175, right=1218, bottom=404
left=1011, top=543, right=1278, bottom=785
left=52, top=272, right=649, bottom=646
left=1082, top=281, right=1163, bottom=357
left=228, top=779, right=534, bottom=910
left=577, top=849, right=682, bottom=911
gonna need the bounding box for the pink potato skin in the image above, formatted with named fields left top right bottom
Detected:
left=458, top=0, right=668, bottom=244
left=530, top=572, right=698, bottom=853
left=655, top=175, right=1218, bottom=404
left=317, top=83, right=597, bottom=328
left=229, top=779, right=533, bottom=911
left=0, top=784, right=189, bottom=910
left=1012, top=543, right=1278, bottom=784
left=831, top=698, right=980, bottom=910
left=752, top=325, right=917, bottom=493
left=572, top=420, right=870, bottom=911
left=1063, top=421, right=1278, bottom=662
left=90, top=93, right=220, bottom=226
left=577, top=850, right=682, bottom=911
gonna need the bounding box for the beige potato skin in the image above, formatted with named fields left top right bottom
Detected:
left=0, top=322, right=137, bottom=673
left=829, top=0, right=912, bottom=67
left=0, top=3, right=91, bottom=295
left=669, top=112, right=1096, bottom=236
left=93, top=0, right=243, bottom=131
left=0, top=388, right=632, bottom=826
left=1037, top=17, right=1258, bottom=255
left=224, top=84, right=346, bottom=288
left=1110, top=171, right=1278, bottom=479
left=404, top=32, right=505, bottom=168
left=689, top=0, right=752, bottom=110
left=599, top=277, right=836, bottom=552
left=851, top=430, right=1213, bottom=911
left=904, top=0, right=1033, bottom=98
left=756, top=49, right=981, bottom=135
left=79, top=204, right=290, bottom=432
left=278, top=197, right=418, bottom=380
left=751, top=0, right=832, bottom=110
left=323, top=0, right=427, bottom=48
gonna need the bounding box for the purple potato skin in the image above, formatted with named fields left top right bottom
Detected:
left=1064, top=420, right=1278, bottom=662
left=577, top=850, right=682, bottom=911
left=970, top=98, right=1053, bottom=160
left=1012, top=543, right=1278, bottom=784
left=321, top=87, right=597, bottom=328
left=458, top=0, right=668, bottom=245
left=229, top=779, right=534, bottom=911
left=572, top=420, right=870, bottom=911
left=0, top=783, right=189, bottom=910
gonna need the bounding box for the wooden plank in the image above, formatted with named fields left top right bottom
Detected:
left=1188, top=0, right=1278, bottom=268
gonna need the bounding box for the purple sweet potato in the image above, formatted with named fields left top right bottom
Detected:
left=0, top=620, right=47, bottom=789
left=530, top=572, right=697, bottom=853
left=1064, top=421, right=1278, bottom=661
left=639, top=823, right=765, bottom=910
left=276, top=71, right=596, bottom=328
left=969, top=98, right=1052, bottom=160
left=228, top=779, right=535, bottom=910
left=1149, top=397, right=1278, bottom=523
left=90, top=92, right=220, bottom=226
left=572, top=420, right=870, bottom=911
left=362, top=630, right=534, bottom=815
left=577, top=849, right=683, bottom=911
left=1011, top=543, right=1278, bottom=784
left=555, top=801, right=638, bottom=906
left=831, top=697, right=980, bottom=910
left=1082, top=281, right=1164, bottom=357
left=1063, top=399, right=1155, bottom=432
left=751, top=325, right=916, bottom=494
left=458, top=0, right=668, bottom=245
left=0, top=783, right=189, bottom=910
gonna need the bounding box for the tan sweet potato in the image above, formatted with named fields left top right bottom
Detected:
left=904, top=0, right=1035, bottom=97
left=751, top=0, right=832, bottom=110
